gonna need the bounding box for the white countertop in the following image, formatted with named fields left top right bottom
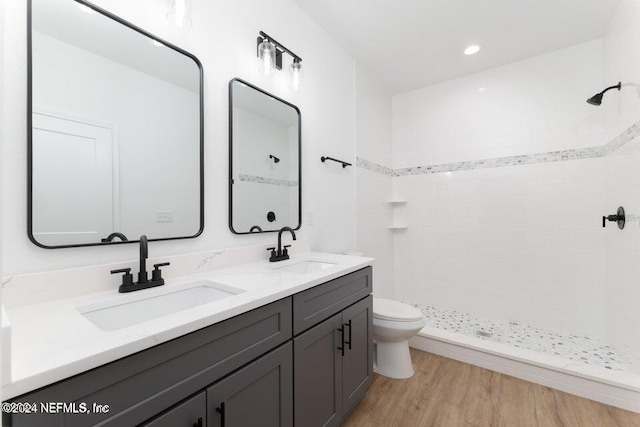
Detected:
left=3, top=252, right=373, bottom=400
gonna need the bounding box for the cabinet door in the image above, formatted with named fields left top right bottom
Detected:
left=141, top=392, right=205, bottom=427
left=206, top=342, right=293, bottom=427
left=294, top=313, right=343, bottom=427
left=341, top=296, right=373, bottom=417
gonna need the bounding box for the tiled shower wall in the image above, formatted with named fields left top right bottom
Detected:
left=386, top=20, right=639, bottom=342
left=604, top=1, right=640, bottom=372
left=394, top=160, right=607, bottom=338
left=355, top=66, right=395, bottom=299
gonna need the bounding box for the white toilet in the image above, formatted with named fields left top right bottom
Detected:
left=373, top=298, right=426, bottom=379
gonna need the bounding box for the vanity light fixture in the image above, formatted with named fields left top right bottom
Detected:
left=258, top=38, right=277, bottom=76
left=257, top=31, right=303, bottom=90
left=167, top=0, right=192, bottom=28
left=290, top=58, right=302, bottom=91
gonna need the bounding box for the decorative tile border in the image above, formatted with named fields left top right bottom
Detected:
left=394, top=146, right=605, bottom=176
left=238, top=174, right=298, bottom=187
left=357, top=120, right=640, bottom=177
left=603, top=120, right=640, bottom=155
left=356, top=158, right=394, bottom=176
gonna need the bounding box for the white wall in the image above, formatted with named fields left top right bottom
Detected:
left=392, top=40, right=611, bottom=338
left=355, top=66, right=395, bottom=299
left=603, top=0, right=640, bottom=371
left=2, top=0, right=357, bottom=276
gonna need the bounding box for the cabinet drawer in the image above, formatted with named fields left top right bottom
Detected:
left=293, top=267, right=372, bottom=335
left=141, top=392, right=205, bottom=427
left=6, top=298, right=292, bottom=427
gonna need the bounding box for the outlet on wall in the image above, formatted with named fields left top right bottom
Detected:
left=305, top=210, right=314, bottom=226
left=156, top=211, right=173, bottom=222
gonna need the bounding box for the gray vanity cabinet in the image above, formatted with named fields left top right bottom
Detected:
left=293, top=313, right=344, bottom=427
left=140, top=392, right=205, bottom=427
left=4, top=267, right=373, bottom=427
left=292, top=266, right=373, bottom=427
left=341, top=296, right=373, bottom=418
left=206, top=342, right=293, bottom=427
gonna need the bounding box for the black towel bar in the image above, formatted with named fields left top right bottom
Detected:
left=321, top=156, right=352, bottom=168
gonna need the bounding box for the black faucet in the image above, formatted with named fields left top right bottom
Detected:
left=110, top=235, right=170, bottom=293
left=267, top=227, right=297, bottom=262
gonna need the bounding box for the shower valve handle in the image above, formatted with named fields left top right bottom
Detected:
left=602, top=206, right=625, bottom=230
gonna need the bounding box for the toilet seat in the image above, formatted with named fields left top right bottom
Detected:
left=373, top=298, right=423, bottom=322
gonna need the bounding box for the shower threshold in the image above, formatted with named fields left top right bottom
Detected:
left=406, top=303, right=640, bottom=413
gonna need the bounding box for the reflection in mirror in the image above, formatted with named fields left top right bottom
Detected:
left=29, top=0, right=203, bottom=248
left=229, top=79, right=301, bottom=234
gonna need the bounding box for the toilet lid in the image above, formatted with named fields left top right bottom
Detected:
left=373, top=298, right=424, bottom=322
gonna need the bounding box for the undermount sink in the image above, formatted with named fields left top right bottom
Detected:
left=272, top=260, right=337, bottom=274
left=79, top=280, right=244, bottom=332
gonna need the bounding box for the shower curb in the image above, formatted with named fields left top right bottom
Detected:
left=410, top=332, right=640, bottom=413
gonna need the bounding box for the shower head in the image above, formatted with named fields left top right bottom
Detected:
left=587, top=82, right=621, bottom=106
left=586, top=93, right=604, bottom=106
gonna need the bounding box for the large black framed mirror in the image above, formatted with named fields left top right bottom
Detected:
left=28, top=0, right=204, bottom=248
left=229, top=78, right=301, bottom=234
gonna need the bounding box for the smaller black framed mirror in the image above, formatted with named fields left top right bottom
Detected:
left=229, top=78, right=301, bottom=234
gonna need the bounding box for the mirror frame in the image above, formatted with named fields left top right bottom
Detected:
left=228, top=78, right=302, bottom=234
left=27, top=0, right=205, bottom=249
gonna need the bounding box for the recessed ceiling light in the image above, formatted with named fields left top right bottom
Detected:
left=464, top=45, right=481, bottom=55
left=77, top=4, right=96, bottom=14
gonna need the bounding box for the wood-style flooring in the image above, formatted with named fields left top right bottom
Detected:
left=343, top=348, right=640, bottom=427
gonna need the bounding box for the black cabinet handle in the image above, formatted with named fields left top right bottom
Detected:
left=216, top=402, right=226, bottom=427
left=337, top=326, right=345, bottom=356
left=344, top=320, right=352, bottom=350
left=193, top=417, right=203, bottom=427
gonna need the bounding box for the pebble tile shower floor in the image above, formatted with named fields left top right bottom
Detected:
left=407, top=303, right=632, bottom=372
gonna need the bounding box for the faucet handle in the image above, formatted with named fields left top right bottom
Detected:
left=110, top=268, right=133, bottom=287
left=283, top=245, right=291, bottom=256
left=152, top=262, right=170, bottom=282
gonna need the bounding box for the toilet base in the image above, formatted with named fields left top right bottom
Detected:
left=373, top=339, right=415, bottom=379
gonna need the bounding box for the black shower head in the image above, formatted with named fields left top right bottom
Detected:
left=586, top=93, right=604, bottom=106
left=587, top=82, right=621, bottom=106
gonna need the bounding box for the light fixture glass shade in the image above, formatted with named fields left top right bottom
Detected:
left=258, top=40, right=277, bottom=76
left=289, top=59, right=302, bottom=91
left=167, top=0, right=193, bottom=28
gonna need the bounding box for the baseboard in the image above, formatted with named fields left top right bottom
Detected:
left=409, top=333, right=640, bottom=413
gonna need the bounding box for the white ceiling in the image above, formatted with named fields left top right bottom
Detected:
left=294, top=0, right=622, bottom=94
